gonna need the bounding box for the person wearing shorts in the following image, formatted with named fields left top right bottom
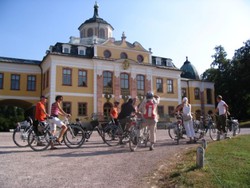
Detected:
left=50, top=95, right=71, bottom=149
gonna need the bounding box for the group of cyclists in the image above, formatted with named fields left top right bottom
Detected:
left=35, top=91, right=160, bottom=151
left=35, top=92, right=229, bottom=150
left=174, top=94, right=230, bottom=143
left=110, top=92, right=160, bottom=150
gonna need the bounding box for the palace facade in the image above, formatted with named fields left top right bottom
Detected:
left=0, top=3, right=215, bottom=121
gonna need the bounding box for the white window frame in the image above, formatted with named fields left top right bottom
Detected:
left=78, top=46, right=86, bottom=55
left=62, top=44, right=71, bottom=53
left=156, top=57, right=161, bottom=65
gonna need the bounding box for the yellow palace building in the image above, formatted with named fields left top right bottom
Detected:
left=0, top=3, right=215, bottom=121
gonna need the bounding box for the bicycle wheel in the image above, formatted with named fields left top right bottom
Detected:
left=209, top=123, right=218, bottom=141
left=225, top=124, right=233, bottom=138
left=129, top=127, right=140, bottom=151
left=176, top=125, right=181, bottom=145
left=13, top=126, right=31, bottom=147
left=193, top=120, right=205, bottom=139
left=233, top=122, right=240, bottom=136
left=103, top=124, right=123, bottom=146
left=168, top=122, right=177, bottom=139
left=28, top=130, right=51, bottom=151
left=64, top=125, right=85, bottom=148
left=96, top=127, right=105, bottom=143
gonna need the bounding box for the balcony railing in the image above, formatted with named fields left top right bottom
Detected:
left=121, top=88, right=130, bottom=96
left=137, top=90, right=145, bottom=96
left=103, top=87, right=113, bottom=94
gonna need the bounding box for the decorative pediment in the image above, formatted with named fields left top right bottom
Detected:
left=100, top=38, right=149, bottom=52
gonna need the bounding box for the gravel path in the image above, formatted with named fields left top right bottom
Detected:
left=0, top=128, right=248, bottom=188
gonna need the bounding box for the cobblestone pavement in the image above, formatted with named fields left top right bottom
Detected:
left=0, top=128, right=249, bottom=188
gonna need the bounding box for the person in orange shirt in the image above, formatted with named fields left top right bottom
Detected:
left=110, top=101, right=120, bottom=125
left=35, top=95, right=49, bottom=122
left=34, top=96, right=49, bottom=146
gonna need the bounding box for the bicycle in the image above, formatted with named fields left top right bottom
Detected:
left=12, top=117, right=33, bottom=147
left=168, top=114, right=204, bottom=145
left=192, top=116, right=206, bottom=139
left=227, top=116, right=240, bottom=136
left=27, top=116, right=85, bottom=151
left=202, top=114, right=218, bottom=141
left=75, top=113, right=106, bottom=142
left=129, top=117, right=150, bottom=152
left=211, top=114, right=240, bottom=141
left=102, top=116, right=134, bottom=146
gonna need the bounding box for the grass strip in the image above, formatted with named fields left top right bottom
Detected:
left=155, top=135, right=250, bottom=188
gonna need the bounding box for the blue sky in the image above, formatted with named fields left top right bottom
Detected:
left=1, top=0, right=250, bottom=75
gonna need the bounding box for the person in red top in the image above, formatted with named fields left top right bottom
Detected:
left=35, top=96, right=49, bottom=121
left=110, top=101, right=120, bottom=125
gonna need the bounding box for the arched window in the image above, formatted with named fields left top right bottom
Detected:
left=103, top=71, right=113, bottom=88
left=136, top=75, right=145, bottom=91
left=99, top=28, right=105, bottom=39
left=87, top=28, right=93, bottom=37
left=120, top=73, right=129, bottom=89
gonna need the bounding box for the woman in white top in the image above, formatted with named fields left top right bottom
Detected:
left=176, top=97, right=196, bottom=144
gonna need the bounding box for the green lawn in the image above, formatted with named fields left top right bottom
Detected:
left=157, top=135, right=250, bottom=188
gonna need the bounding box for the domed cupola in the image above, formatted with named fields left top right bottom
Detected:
left=180, top=57, right=200, bottom=80
left=78, top=2, right=114, bottom=44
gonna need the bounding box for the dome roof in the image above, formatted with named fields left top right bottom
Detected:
left=78, top=2, right=114, bottom=30
left=180, top=57, right=200, bottom=80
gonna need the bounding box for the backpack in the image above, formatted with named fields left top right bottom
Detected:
left=144, top=100, right=156, bottom=119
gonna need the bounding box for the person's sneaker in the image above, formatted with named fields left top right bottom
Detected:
left=37, top=142, right=45, bottom=146
left=149, top=144, right=154, bottom=151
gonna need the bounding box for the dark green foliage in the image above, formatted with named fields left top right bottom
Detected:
left=202, top=40, right=250, bottom=120
left=0, top=105, right=25, bottom=131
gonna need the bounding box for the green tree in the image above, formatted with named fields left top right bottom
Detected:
left=202, top=45, right=231, bottom=101
left=202, top=41, right=250, bottom=120
left=231, top=40, right=250, bottom=119
left=0, top=105, right=25, bottom=131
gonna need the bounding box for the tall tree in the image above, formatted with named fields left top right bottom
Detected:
left=202, top=45, right=231, bottom=102
left=202, top=41, right=250, bottom=120
left=231, top=40, right=250, bottom=119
